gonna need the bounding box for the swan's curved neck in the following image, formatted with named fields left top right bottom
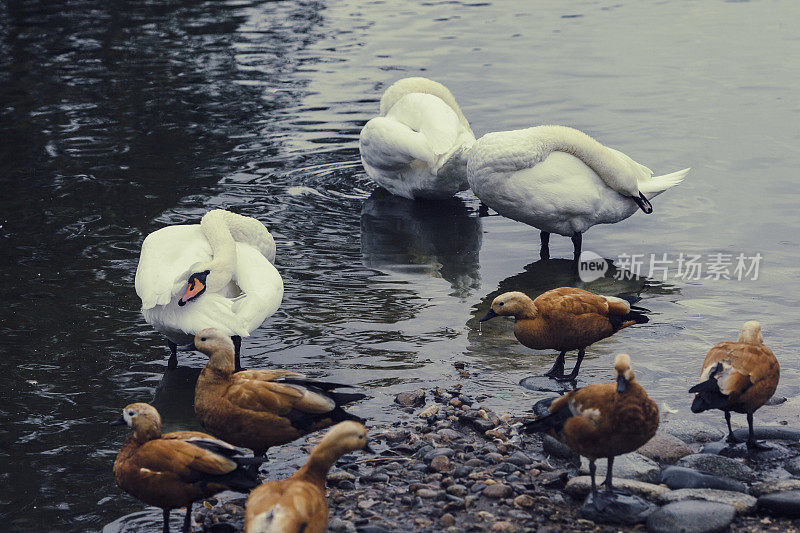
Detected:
left=533, top=125, right=629, bottom=187
left=200, top=210, right=236, bottom=291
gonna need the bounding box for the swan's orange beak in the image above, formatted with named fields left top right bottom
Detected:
left=178, top=271, right=209, bottom=306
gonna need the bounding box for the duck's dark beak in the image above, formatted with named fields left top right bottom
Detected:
left=616, top=375, right=627, bottom=393
left=110, top=416, right=126, bottom=426
left=177, top=342, right=197, bottom=352
left=363, top=443, right=377, bottom=454
left=479, top=309, right=498, bottom=322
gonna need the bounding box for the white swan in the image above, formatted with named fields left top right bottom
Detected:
left=135, top=209, right=283, bottom=369
left=359, top=77, right=476, bottom=199
left=467, top=125, right=690, bottom=258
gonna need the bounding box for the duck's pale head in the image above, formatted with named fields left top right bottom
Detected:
left=111, top=402, right=161, bottom=441
left=614, top=353, right=635, bottom=393
left=738, top=321, right=763, bottom=345
left=194, top=328, right=236, bottom=373
left=480, top=291, right=536, bottom=322
left=317, top=421, right=373, bottom=457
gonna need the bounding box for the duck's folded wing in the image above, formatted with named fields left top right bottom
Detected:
left=235, top=369, right=306, bottom=382
left=535, top=287, right=610, bottom=318
left=136, top=439, right=237, bottom=479
left=227, top=378, right=337, bottom=415
left=135, top=225, right=212, bottom=309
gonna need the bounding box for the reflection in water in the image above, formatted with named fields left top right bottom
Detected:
left=151, top=366, right=203, bottom=429
left=360, top=189, right=482, bottom=298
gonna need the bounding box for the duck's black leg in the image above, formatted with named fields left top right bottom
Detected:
left=746, top=412, right=770, bottom=450
left=544, top=351, right=566, bottom=377
left=724, top=411, right=741, bottom=443
left=589, top=459, right=597, bottom=495
left=571, top=232, right=582, bottom=261
left=182, top=502, right=192, bottom=532
left=556, top=348, right=585, bottom=382
left=232, top=335, right=243, bottom=372
left=163, top=509, right=171, bottom=533
left=168, top=341, right=178, bottom=370
left=602, top=456, right=614, bottom=491
left=540, top=231, right=551, bottom=260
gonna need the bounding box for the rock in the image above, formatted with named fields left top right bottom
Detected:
left=424, top=447, right=454, bottom=461
left=328, top=470, right=356, bottom=483
left=446, top=484, right=467, bottom=497
left=579, top=453, right=660, bottom=483
left=661, top=419, right=725, bottom=443
left=658, top=488, right=757, bottom=514
left=440, top=513, right=456, bottom=527
left=395, top=389, right=426, bottom=407
left=758, top=490, right=800, bottom=518
left=542, top=434, right=578, bottom=461
left=512, top=494, right=535, bottom=508
left=490, top=521, right=516, bottom=532
left=565, top=476, right=669, bottom=502
left=750, top=480, right=800, bottom=498
left=701, top=440, right=792, bottom=460
left=637, top=432, right=694, bottom=464
left=482, top=484, right=513, bottom=499
left=416, top=488, right=440, bottom=499
left=419, top=404, right=439, bottom=419
left=732, top=426, right=800, bottom=441
left=660, top=466, right=747, bottom=493
left=530, top=396, right=558, bottom=417
left=506, top=451, right=531, bottom=467
left=329, top=518, right=356, bottom=532
left=430, top=455, right=452, bottom=473
left=472, top=418, right=495, bottom=432
left=580, top=491, right=656, bottom=525
left=647, top=501, right=736, bottom=533
left=675, top=454, right=755, bottom=482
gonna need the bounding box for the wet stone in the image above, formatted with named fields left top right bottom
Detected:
left=675, top=454, right=755, bottom=482
left=424, top=447, right=454, bottom=461
left=482, top=483, right=513, bottom=499
left=647, top=501, right=736, bottom=533
left=542, top=435, right=578, bottom=461
left=565, top=476, right=670, bottom=502
left=732, top=426, right=800, bottom=441
left=430, top=455, right=452, bottom=473
left=660, top=466, right=747, bottom=493
left=579, top=453, right=660, bottom=483
left=580, top=491, right=657, bottom=525
left=637, top=432, right=695, bottom=464
left=661, top=419, right=725, bottom=444
left=395, top=389, right=426, bottom=407
left=701, top=440, right=792, bottom=461
left=758, top=490, right=800, bottom=518
left=506, top=451, right=531, bottom=467
left=657, top=488, right=757, bottom=514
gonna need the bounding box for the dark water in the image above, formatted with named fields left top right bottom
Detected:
left=1, top=0, right=799, bottom=530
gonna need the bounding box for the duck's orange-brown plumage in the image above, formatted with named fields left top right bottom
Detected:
left=244, top=421, right=371, bottom=533
left=481, top=288, right=648, bottom=380
left=524, top=354, right=659, bottom=491
left=193, top=329, right=365, bottom=455
left=112, top=403, right=262, bottom=532
left=690, top=321, right=779, bottom=447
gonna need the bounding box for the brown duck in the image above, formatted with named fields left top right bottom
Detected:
left=479, top=287, right=648, bottom=381
left=193, top=328, right=366, bottom=456
left=112, top=402, right=263, bottom=533
left=523, top=354, right=659, bottom=493
left=244, top=421, right=373, bottom=533
left=690, top=321, right=779, bottom=449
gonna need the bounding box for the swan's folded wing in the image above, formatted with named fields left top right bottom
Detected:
left=231, top=243, right=284, bottom=332
left=135, top=225, right=212, bottom=309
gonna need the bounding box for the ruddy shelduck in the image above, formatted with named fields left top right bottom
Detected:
left=690, top=321, right=779, bottom=449
left=193, top=329, right=366, bottom=456
left=479, top=287, right=648, bottom=380
left=244, top=421, right=373, bottom=533
left=524, top=354, right=659, bottom=493
left=112, top=402, right=263, bottom=533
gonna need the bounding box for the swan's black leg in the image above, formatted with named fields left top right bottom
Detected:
left=163, top=508, right=171, bottom=533
left=167, top=341, right=178, bottom=370
left=540, top=231, right=551, bottom=260
left=571, top=232, right=582, bottom=261
left=182, top=502, right=192, bottom=532
left=232, top=335, right=243, bottom=372
left=544, top=351, right=566, bottom=377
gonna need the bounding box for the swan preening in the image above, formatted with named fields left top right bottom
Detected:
left=467, top=125, right=690, bottom=259
left=359, top=77, right=476, bottom=199
left=135, top=209, right=283, bottom=370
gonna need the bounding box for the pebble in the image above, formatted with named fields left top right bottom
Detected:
left=328, top=470, right=356, bottom=483
left=636, top=432, right=695, bottom=464
left=647, top=501, right=736, bottom=533
left=751, top=479, right=800, bottom=498
left=416, top=488, right=441, bottom=499
left=579, top=453, right=660, bottom=483
left=419, top=404, right=439, bottom=418
left=490, top=521, right=516, bottom=532
left=395, top=389, right=426, bottom=407
left=564, top=476, right=669, bottom=502
left=580, top=491, right=656, bottom=525
left=541, top=434, right=578, bottom=461
left=506, top=451, right=531, bottom=467
left=447, top=484, right=467, bottom=497
left=482, top=483, right=513, bottom=499
left=660, top=466, right=747, bottom=493
left=440, top=513, right=456, bottom=527
left=430, top=455, right=452, bottom=473
left=657, top=488, right=757, bottom=514
left=675, top=454, right=756, bottom=482
left=513, top=494, right=535, bottom=508
left=661, top=419, right=725, bottom=444
left=758, top=490, right=800, bottom=518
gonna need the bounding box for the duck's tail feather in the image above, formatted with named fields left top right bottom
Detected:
left=522, top=406, right=572, bottom=434
left=639, top=168, right=690, bottom=199
left=689, top=363, right=729, bottom=413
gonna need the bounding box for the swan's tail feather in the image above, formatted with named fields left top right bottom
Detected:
left=639, top=168, right=690, bottom=198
